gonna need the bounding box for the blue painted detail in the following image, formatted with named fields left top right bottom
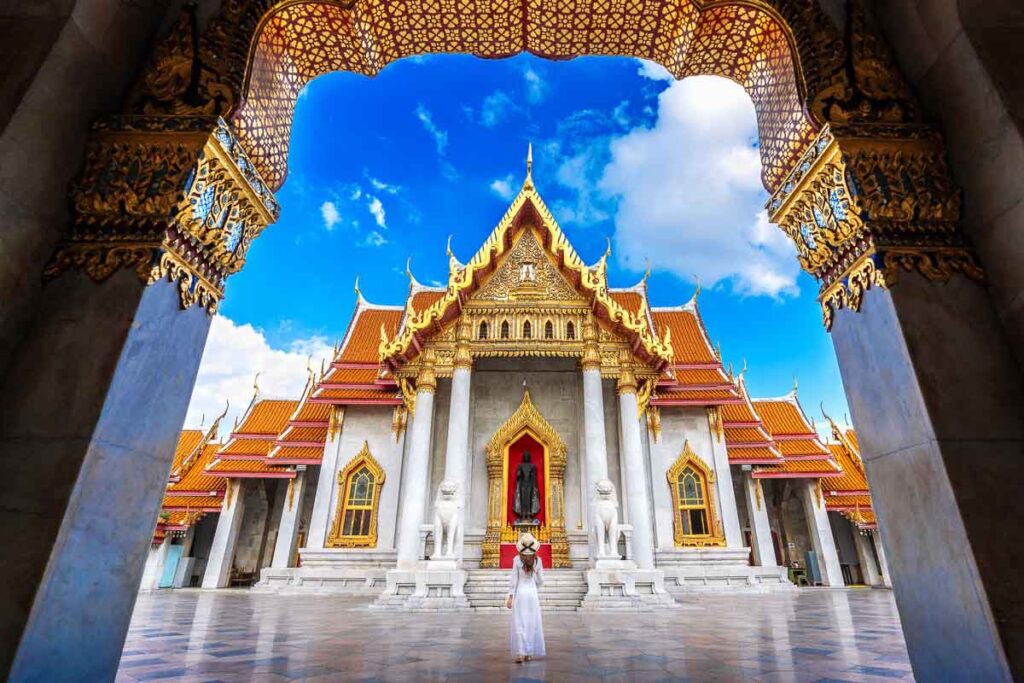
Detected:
left=158, top=545, right=183, bottom=589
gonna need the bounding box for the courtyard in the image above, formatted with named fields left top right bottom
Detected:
left=116, top=589, right=912, bottom=682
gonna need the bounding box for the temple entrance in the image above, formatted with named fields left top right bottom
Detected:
left=3, top=2, right=1024, bottom=681
left=481, top=390, right=570, bottom=569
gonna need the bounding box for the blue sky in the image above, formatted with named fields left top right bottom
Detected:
left=185, top=54, right=850, bottom=435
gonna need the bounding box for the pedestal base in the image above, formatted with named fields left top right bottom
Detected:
left=372, top=567, right=471, bottom=611
left=579, top=568, right=676, bottom=611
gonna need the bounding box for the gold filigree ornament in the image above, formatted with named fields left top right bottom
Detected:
left=769, top=124, right=983, bottom=330
left=46, top=116, right=278, bottom=314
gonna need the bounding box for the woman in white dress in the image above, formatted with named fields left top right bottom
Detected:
left=505, top=532, right=546, bottom=663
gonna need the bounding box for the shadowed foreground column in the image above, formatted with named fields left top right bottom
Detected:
left=832, top=274, right=1024, bottom=681
left=2, top=273, right=211, bottom=682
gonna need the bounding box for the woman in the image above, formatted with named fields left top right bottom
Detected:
left=506, top=532, right=546, bottom=663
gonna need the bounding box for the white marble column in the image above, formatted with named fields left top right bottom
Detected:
left=853, top=527, right=881, bottom=586
left=306, top=407, right=344, bottom=550
left=617, top=372, right=655, bottom=569
left=271, top=470, right=307, bottom=568
left=201, top=479, right=246, bottom=588
left=706, top=410, right=743, bottom=549
left=140, top=538, right=170, bottom=591
left=873, top=531, right=892, bottom=587
left=581, top=322, right=610, bottom=498
left=396, top=353, right=437, bottom=568
left=440, top=328, right=472, bottom=560
left=742, top=472, right=777, bottom=566
left=797, top=479, right=843, bottom=586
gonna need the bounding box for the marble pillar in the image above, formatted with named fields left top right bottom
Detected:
left=582, top=369, right=610, bottom=488
left=707, top=416, right=743, bottom=549
left=872, top=532, right=891, bottom=588
left=798, top=480, right=843, bottom=587
left=202, top=480, right=246, bottom=589
left=306, top=408, right=344, bottom=550
left=140, top=539, right=170, bottom=591
left=832, top=276, right=1024, bottom=681
left=271, top=471, right=307, bottom=569
left=742, top=472, right=777, bottom=567
left=617, top=375, right=655, bottom=569
left=395, top=356, right=437, bottom=568
left=3, top=275, right=211, bottom=681
left=853, top=528, right=881, bottom=586
left=440, top=357, right=472, bottom=560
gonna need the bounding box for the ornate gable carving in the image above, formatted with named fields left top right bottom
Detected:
left=473, top=228, right=584, bottom=304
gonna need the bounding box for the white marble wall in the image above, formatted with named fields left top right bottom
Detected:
left=648, top=407, right=731, bottom=551
left=464, top=359, right=588, bottom=541
left=318, top=406, right=408, bottom=550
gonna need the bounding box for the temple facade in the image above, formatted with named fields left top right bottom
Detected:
left=144, top=166, right=889, bottom=607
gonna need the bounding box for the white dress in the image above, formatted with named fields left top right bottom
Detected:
left=508, top=555, right=546, bottom=658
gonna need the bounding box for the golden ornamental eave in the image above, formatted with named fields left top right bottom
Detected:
left=379, top=182, right=673, bottom=371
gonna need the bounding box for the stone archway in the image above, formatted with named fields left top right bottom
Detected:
left=3, top=2, right=1023, bottom=681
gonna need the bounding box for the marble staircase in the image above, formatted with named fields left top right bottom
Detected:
left=464, top=569, right=587, bottom=611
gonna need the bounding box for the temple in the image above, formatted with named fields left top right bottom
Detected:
left=144, top=160, right=888, bottom=606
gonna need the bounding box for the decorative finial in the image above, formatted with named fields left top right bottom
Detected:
left=792, top=375, right=799, bottom=395
left=526, top=142, right=533, bottom=183
left=641, top=259, right=651, bottom=287
left=446, top=235, right=455, bottom=259
left=405, top=257, right=415, bottom=283
left=727, top=361, right=734, bottom=380
left=199, top=413, right=205, bottom=429
left=252, top=372, right=261, bottom=398
left=604, top=236, right=612, bottom=260
left=715, top=341, right=722, bottom=362
left=354, top=275, right=362, bottom=301
left=210, top=400, right=229, bottom=439
left=693, top=275, right=701, bottom=301
left=820, top=401, right=833, bottom=424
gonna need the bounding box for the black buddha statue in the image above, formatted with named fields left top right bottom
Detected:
left=513, top=450, right=541, bottom=522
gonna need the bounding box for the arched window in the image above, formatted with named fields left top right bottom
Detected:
left=566, top=321, right=576, bottom=340
left=327, top=442, right=385, bottom=548
left=523, top=320, right=532, bottom=339
left=500, top=320, right=510, bottom=339
left=667, top=441, right=724, bottom=547
left=544, top=320, right=554, bottom=339
left=479, top=321, right=488, bottom=340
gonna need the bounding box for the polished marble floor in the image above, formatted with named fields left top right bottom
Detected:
left=116, top=588, right=913, bottom=682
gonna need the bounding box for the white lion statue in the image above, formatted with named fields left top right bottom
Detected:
left=592, top=479, right=620, bottom=558
left=432, top=480, right=463, bottom=559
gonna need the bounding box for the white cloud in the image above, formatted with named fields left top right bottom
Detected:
left=598, top=74, right=800, bottom=297
left=367, top=196, right=386, bottom=229
left=364, top=230, right=387, bottom=247
left=481, top=91, right=515, bottom=127
left=368, top=176, right=400, bottom=194
left=523, top=67, right=547, bottom=104
left=636, top=59, right=674, bottom=82
left=489, top=174, right=516, bottom=200
left=415, top=103, right=448, bottom=154
left=184, top=316, right=333, bottom=431
left=320, top=201, right=340, bottom=231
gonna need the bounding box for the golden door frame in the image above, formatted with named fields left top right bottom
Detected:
left=480, top=389, right=570, bottom=568
left=666, top=440, right=726, bottom=548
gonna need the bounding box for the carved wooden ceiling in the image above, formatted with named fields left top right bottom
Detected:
left=233, top=0, right=816, bottom=192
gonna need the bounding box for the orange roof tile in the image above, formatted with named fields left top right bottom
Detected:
left=292, top=399, right=332, bottom=424
left=825, top=494, right=873, bottom=508
left=844, top=428, right=860, bottom=453
left=206, top=458, right=297, bottom=478
left=161, top=495, right=224, bottom=510
left=411, top=290, right=445, bottom=312
left=169, top=443, right=226, bottom=494
left=233, top=398, right=298, bottom=437
left=340, top=307, right=402, bottom=364
left=827, top=443, right=870, bottom=492
left=653, top=388, right=739, bottom=403
left=312, top=387, right=402, bottom=402
left=778, top=440, right=830, bottom=458
left=724, top=426, right=769, bottom=443
left=670, top=368, right=730, bottom=385
left=277, top=426, right=327, bottom=444
left=753, top=458, right=842, bottom=478
left=727, top=446, right=782, bottom=463
left=170, top=430, right=204, bottom=475
left=753, top=398, right=815, bottom=436
left=651, top=309, right=717, bottom=364
left=218, top=439, right=275, bottom=457
left=321, top=367, right=382, bottom=385
left=609, top=290, right=643, bottom=312
left=268, top=445, right=324, bottom=462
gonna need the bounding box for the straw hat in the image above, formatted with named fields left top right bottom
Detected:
left=516, top=532, right=539, bottom=555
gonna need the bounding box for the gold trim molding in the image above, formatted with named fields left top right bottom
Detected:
left=46, top=116, right=278, bottom=313
left=327, top=441, right=385, bottom=548
left=480, top=390, right=570, bottom=568
left=666, top=441, right=726, bottom=548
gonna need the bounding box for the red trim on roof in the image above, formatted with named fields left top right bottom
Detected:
left=227, top=433, right=278, bottom=441
left=752, top=471, right=843, bottom=479
left=308, top=397, right=403, bottom=405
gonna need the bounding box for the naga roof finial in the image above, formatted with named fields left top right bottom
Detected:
left=354, top=275, right=362, bottom=302
left=526, top=142, right=533, bottom=185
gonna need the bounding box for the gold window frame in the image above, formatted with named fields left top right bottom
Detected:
left=667, top=440, right=726, bottom=547
left=327, top=441, right=385, bottom=548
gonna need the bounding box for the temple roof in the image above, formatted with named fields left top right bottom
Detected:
left=723, top=376, right=782, bottom=464
left=822, top=417, right=878, bottom=529
left=217, top=397, right=299, bottom=460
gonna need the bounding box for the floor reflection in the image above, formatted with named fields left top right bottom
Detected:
left=117, top=588, right=913, bottom=681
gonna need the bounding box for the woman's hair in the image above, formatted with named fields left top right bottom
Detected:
left=521, top=552, right=536, bottom=574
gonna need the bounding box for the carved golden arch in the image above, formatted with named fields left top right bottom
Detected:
left=666, top=440, right=725, bottom=548
left=480, top=390, right=570, bottom=568
left=327, top=441, right=385, bottom=548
